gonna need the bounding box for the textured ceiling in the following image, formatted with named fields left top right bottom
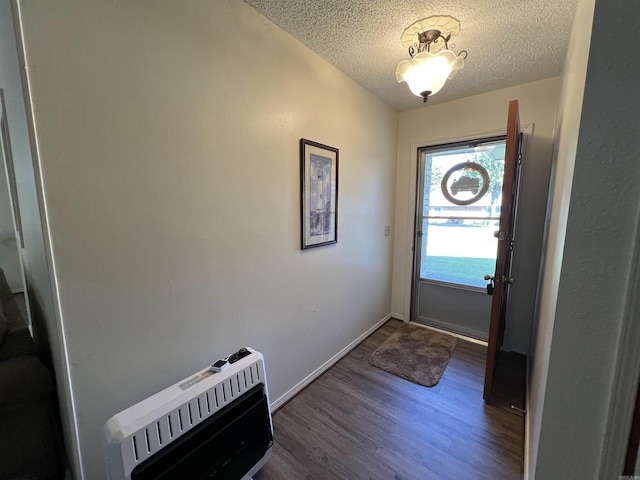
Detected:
left=245, top=0, right=579, bottom=111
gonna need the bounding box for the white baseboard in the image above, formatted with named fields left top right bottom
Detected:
left=270, top=313, right=392, bottom=412
left=390, top=312, right=406, bottom=322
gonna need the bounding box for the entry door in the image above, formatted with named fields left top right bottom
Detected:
left=412, top=137, right=507, bottom=339
left=483, top=100, right=522, bottom=402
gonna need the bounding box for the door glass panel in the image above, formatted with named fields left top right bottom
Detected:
left=419, top=141, right=506, bottom=288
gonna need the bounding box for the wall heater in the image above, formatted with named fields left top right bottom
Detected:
left=104, top=348, right=273, bottom=480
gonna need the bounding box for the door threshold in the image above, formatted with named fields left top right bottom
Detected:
left=408, top=321, right=488, bottom=347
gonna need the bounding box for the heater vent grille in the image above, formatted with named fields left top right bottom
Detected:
left=128, top=362, right=261, bottom=462
left=104, top=350, right=269, bottom=480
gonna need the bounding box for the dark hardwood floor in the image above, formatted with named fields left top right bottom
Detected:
left=255, top=319, right=524, bottom=480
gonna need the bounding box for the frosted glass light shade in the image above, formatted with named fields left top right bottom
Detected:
left=396, top=50, right=465, bottom=99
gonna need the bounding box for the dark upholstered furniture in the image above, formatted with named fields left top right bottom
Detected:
left=0, top=268, right=59, bottom=479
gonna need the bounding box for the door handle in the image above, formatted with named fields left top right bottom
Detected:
left=484, top=274, right=514, bottom=285
left=484, top=274, right=514, bottom=284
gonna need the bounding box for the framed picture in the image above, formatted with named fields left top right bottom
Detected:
left=300, top=138, right=338, bottom=249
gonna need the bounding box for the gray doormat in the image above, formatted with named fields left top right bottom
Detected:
left=369, top=323, right=457, bottom=387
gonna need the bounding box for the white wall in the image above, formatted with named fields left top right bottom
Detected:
left=392, top=77, right=561, bottom=353
left=16, top=0, right=398, bottom=478
left=0, top=4, right=28, bottom=292
left=0, top=1, right=57, bottom=332
left=0, top=155, right=21, bottom=291
left=528, top=0, right=640, bottom=477
left=1, top=0, right=79, bottom=473
left=526, top=0, right=594, bottom=474
left=0, top=3, right=22, bottom=293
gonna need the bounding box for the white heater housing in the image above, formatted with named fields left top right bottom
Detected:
left=103, top=348, right=272, bottom=480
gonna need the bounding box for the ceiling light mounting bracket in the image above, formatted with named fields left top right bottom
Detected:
left=409, top=29, right=451, bottom=58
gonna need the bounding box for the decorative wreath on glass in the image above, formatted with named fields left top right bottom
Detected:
left=440, top=162, right=491, bottom=206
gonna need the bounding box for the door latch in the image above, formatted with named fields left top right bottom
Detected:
left=484, top=274, right=495, bottom=295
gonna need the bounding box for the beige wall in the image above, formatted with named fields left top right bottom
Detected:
left=16, top=1, right=398, bottom=478
left=392, top=77, right=561, bottom=353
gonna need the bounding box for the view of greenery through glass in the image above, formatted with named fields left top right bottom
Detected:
left=419, top=140, right=506, bottom=288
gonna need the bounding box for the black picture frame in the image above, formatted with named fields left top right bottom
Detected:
left=300, top=138, right=338, bottom=249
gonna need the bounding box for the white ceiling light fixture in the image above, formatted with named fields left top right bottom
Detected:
left=396, top=15, right=467, bottom=103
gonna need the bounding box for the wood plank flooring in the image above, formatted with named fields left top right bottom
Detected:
left=255, top=320, right=524, bottom=480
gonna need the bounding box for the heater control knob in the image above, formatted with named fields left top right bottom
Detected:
left=237, top=347, right=251, bottom=360
left=228, top=347, right=251, bottom=364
